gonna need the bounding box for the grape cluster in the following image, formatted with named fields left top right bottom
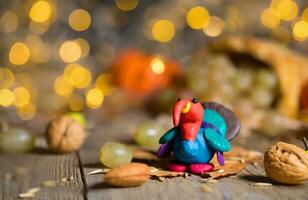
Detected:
left=186, top=55, right=278, bottom=119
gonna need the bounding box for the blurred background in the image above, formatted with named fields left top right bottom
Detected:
left=0, top=0, right=308, bottom=137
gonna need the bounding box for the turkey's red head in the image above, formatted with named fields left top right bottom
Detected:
left=172, top=98, right=204, bottom=141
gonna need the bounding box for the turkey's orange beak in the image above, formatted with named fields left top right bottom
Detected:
left=182, top=102, right=191, bottom=114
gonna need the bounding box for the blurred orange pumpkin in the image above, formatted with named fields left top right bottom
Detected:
left=111, top=50, right=181, bottom=96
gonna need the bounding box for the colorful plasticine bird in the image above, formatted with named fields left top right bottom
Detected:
left=157, top=98, right=240, bottom=174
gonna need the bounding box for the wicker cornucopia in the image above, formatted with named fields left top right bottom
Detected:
left=211, top=36, right=308, bottom=119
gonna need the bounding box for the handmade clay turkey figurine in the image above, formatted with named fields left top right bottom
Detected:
left=157, top=98, right=240, bottom=174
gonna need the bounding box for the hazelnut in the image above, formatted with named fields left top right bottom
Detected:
left=264, top=142, right=308, bottom=184
left=46, top=115, right=85, bottom=153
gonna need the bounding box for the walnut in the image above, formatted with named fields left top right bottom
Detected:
left=46, top=115, right=85, bottom=153
left=264, top=142, right=308, bottom=184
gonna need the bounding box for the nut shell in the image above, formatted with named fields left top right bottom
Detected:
left=104, top=163, right=150, bottom=187
left=264, top=142, right=308, bottom=184
left=46, top=115, right=85, bottom=153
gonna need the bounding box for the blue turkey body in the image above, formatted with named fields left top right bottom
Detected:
left=173, top=128, right=215, bottom=164
left=172, top=109, right=227, bottom=164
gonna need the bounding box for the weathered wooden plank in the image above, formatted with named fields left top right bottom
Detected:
left=79, top=112, right=308, bottom=200
left=0, top=137, right=84, bottom=200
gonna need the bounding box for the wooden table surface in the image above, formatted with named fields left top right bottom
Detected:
left=0, top=111, right=307, bottom=200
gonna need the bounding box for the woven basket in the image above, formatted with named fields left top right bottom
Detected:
left=211, top=36, right=308, bottom=118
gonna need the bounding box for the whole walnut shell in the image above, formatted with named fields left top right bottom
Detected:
left=46, top=115, right=85, bottom=153
left=264, top=142, right=308, bottom=184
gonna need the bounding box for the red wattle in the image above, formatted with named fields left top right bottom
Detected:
left=173, top=100, right=187, bottom=126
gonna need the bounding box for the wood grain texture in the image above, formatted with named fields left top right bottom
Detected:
left=0, top=138, right=84, bottom=200
left=1, top=111, right=307, bottom=200
left=79, top=112, right=308, bottom=200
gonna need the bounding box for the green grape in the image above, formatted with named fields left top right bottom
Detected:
left=66, top=112, right=86, bottom=127
left=207, top=56, right=236, bottom=82
left=233, top=69, right=253, bottom=92
left=99, top=143, right=132, bottom=168
left=134, top=122, right=164, bottom=150
left=250, top=87, right=274, bottom=108
left=0, top=128, right=35, bottom=153
left=255, top=69, right=277, bottom=89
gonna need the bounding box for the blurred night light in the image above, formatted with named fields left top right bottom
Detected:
left=0, top=11, right=18, bottom=33
left=68, top=94, right=84, bottom=111
left=260, top=8, right=280, bottom=28
left=13, top=87, right=31, bottom=107
left=59, top=41, right=82, bottom=63
left=86, top=88, right=104, bottom=109
left=0, top=68, right=15, bottom=88
left=271, top=26, right=291, bottom=43
left=68, top=9, right=91, bottom=31
left=115, top=0, right=139, bottom=11
left=9, top=42, right=30, bottom=65
left=63, top=63, right=92, bottom=89
left=26, top=34, right=51, bottom=63
left=17, top=102, right=36, bottom=120
left=29, top=21, right=50, bottom=34
left=270, top=0, right=298, bottom=21
left=186, top=6, right=210, bottom=30
left=75, top=38, right=90, bottom=58
left=29, top=0, right=52, bottom=23
left=150, top=57, right=165, bottom=74
left=302, top=7, right=308, bottom=21
left=95, top=74, right=114, bottom=96
left=203, top=16, right=224, bottom=37
left=0, top=89, right=15, bottom=107
left=152, top=19, right=175, bottom=43
left=292, top=20, right=308, bottom=41
left=54, top=75, right=74, bottom=96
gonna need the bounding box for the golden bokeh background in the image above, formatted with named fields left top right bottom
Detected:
left=0, top=0, right=307, bottom=122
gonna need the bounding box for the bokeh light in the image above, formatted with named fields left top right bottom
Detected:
left=17, top=102, right=36, bottom=120
left=59, top=41, right=82, bottom=63
left=0, top=88, right=15, bottom=107
left=292, top=20, right=308, bottom=41
left=75, top=38, right=90, bottom=58
left=115, top=0, right=139, bottom=11
left=29, top=21, right=49, bottom=34
left=54, top=75, right=74, bottom=96
left=68, top=9, right=91, bottom=31
left=302, top=7, right=308, bottom=22
left=95, top=73, right=114, bottom=96
left=0, top=68, right=15, bottom=88
left=26, top=34, right=50, bottom=63
left=63, top=63, right=92, bottom=89
left=271, top=26, right=291, bottom=43
left=86, top=88, right=104, bottom=108
left=272, top=0, right=298, bottom=21
left=260, top=8, right=280, bottom=28
left=29, top=0, right=52, bottom=23
left=152, top=19, right=175, bottom=43
left=0, top=11, right=18, bottom=33
left=13, top=87, right=31, bottom=107
left=68, top=94, right=84, bottom=111
left=203, top=16, right=224, bottom=37
left=186, top=6, right=210, bottom=30
left=9, top=42, right=30, bottom=65
left=150, top=57, right=165, bottom=74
